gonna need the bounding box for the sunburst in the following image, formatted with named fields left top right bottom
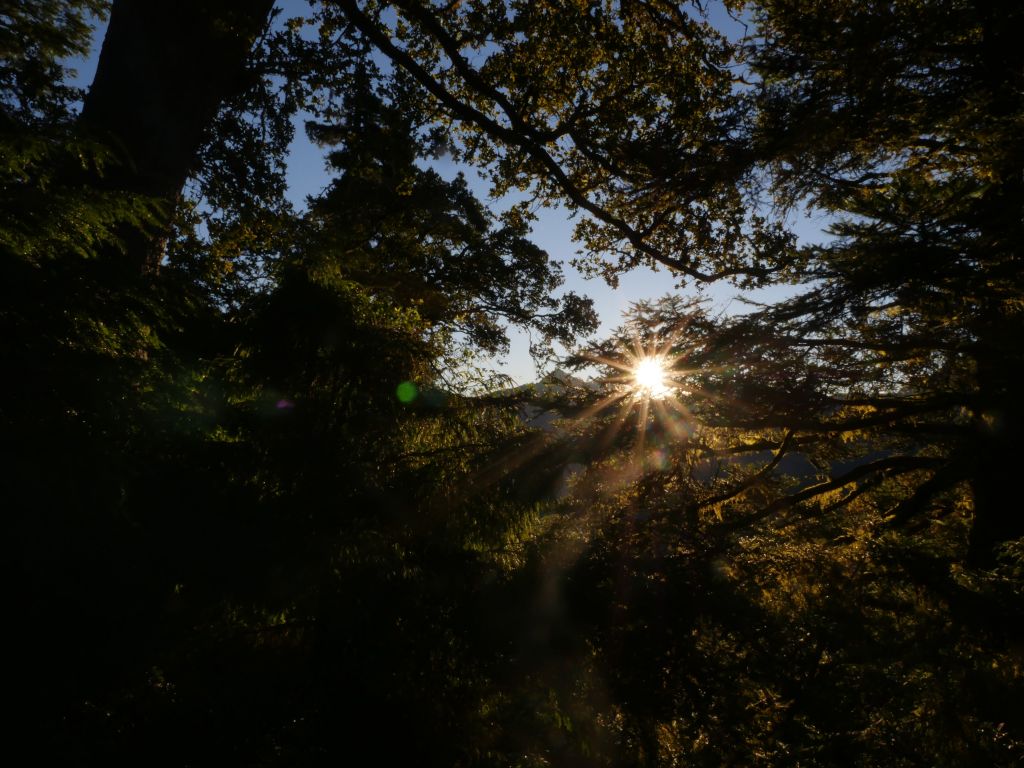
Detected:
left=588, top=326, right=691, bottom=404
left=446, top=321, right=726, bottom=510
left=632, top=356, right=672, bottom=399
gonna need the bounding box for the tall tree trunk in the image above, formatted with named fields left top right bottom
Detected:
left=967, top=318, right=1024, bottom=568
left=79, top=0, right=275, bottom=271
left=965, top=6, right=1024, bottom=568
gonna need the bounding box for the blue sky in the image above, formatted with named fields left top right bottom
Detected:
left=69, top=2, right=830, bottom=385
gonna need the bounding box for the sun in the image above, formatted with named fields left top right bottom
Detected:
left=633, top=356, right=672, bottom=399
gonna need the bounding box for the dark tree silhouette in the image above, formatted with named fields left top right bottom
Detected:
left=4, top=1, right=1024, bottom=764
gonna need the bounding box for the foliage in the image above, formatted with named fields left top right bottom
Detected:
left=6, top=0, right=1024, bottom=765
left=0, top=0, right=105, bottom=123
left=332, top=0, right=798, bottom=287
left=3, top=3, right=585, bottom=761
left=548, top=292, right=1022, bottom=764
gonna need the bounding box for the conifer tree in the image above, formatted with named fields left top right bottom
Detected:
left=6, top=1, right=1024, bottom=764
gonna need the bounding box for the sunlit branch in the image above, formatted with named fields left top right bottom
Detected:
left=716, top=455, right=945, bottom=533
left=692, top=428, right=796, bottom=513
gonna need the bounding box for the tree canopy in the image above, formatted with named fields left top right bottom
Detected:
left=4, top=0, right=1023, bottom=764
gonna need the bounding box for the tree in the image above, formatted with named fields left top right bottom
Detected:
left=7, top=0, right=1024, bottom=763
left=4, top=2, right=597, bottom=760
left=79, top=0, right=276, bottom=269
left=544, top=292, right=1022, bottom=764
left=522, top=0, right=1024, bottom=758
left=359, top=0, right=1024, bottom=565
left=330, top=0, right=796, bottom=284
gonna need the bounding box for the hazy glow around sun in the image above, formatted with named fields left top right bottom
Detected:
left=633, top=357, right=671, bottom=399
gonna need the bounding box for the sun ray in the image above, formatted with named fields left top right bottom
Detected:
left=653, top=398, right=693, bottom=441
left=584, top=353, right=639, bottom=375
left=634, top=395, right=651, bottom=457
left=567, top=390, right=631, bottom=423
left=596, top=397, right=636, bottom=453
left=660, top=391, right=694, bottom=420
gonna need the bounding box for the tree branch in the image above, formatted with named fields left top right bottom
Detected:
left=694, top=428, right=796, bottom=510
left=716, top=455, right=944, bottom=532
left=334, top=0, right=762, bottom=283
